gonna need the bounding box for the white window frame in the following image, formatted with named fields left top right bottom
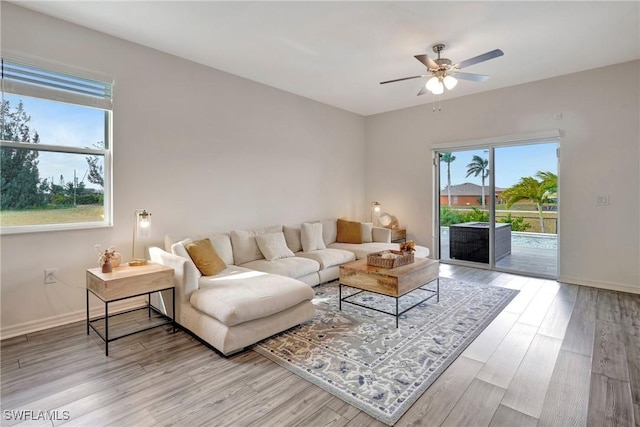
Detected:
left=1, top=56, right=113, bottom=235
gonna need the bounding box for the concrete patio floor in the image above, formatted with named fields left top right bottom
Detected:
left=440, top=233, right=558, bottom=278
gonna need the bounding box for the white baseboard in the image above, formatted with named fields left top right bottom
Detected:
left=0, top=297, right=146, bottom=341
left=559, top=275, right=640, bottom=295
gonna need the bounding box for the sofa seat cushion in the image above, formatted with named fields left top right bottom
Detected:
left=328, top=242, right=430, bottom=260
left=192, top=268, right=315, bottom=326
left=296, top=248, right=355, bottom=269
left=240, top=257, right=320, bottom=279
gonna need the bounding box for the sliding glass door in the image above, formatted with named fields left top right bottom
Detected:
left=436, top=141, right=558, bottom=278
left=438, top=148, right=492, bottom=268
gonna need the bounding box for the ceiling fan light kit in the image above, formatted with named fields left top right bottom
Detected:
left=380, top=43, right=504, bottom=98
left=443, top=75, right=458, bottom=90
left=426, top=76, right=444, bottom=94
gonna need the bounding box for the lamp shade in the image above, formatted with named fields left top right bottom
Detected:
left=443, top=75, right=458, bottom=90
left=136, top=210, right=151, bottom=238
left=130, top=209, right=152, bottom=266
left=370, top=201, right=381, bottom=223
left=431, top=80, right=444, bottom=95
left=425, top=76, right=440, bottom=92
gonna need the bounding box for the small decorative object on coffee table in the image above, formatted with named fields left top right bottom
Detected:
left=399, top=240, right=415, bottom=253
left=367, top=250, right=414, bottom=268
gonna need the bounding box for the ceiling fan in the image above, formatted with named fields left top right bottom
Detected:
left=380, top=44, right=504, bottom=96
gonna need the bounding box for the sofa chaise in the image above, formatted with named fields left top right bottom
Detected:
left=150, top=218, right=430, bottom=355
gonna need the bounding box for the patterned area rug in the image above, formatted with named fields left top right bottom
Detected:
left=254, top=277, right=518, bottom=425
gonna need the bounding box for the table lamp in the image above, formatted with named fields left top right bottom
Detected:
left=130, top=209, right=151, bottom=266
left=371, top=201, right=381, bottom=224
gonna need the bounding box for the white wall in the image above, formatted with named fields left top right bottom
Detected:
left=0, top=4, right=366, bottom=337
left=365, top=60, right=640, bottom=293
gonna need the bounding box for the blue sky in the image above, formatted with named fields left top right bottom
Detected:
left=440, top=143, right=558, bottom=189
left=4, top=94, right=106, bottom=190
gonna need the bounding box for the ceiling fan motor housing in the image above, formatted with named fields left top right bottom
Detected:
left=435, top=58, right=451, bottom=68
left=432, top=44, right=452, bottom=71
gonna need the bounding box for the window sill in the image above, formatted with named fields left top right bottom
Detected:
left=1, top=221, right=112, bottom=235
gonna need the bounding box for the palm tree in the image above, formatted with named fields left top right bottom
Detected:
left=502, top=171, right=557, bottom=233
left=440, top=152, right=456, bottom=207
left=537, top=171, right=558, bottom=195
left=466, top=155, right=489, bottom=208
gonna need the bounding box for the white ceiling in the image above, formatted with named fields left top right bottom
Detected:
left=11, top=1, right=640, bottom=116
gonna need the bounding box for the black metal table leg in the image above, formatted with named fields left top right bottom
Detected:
left=86, top=284, right=175, bottom=356
left=86, top=289, right=89, bottom=335
left=104, top=301, right=109, bottom=357
left=339, top=284, right=342, bottom=310
left=172, top=288, right=176, bottom=333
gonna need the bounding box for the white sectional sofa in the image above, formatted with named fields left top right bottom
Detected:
left=150, top=218, right=429, bottom=355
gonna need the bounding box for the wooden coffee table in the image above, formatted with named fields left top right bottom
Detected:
left=339, top=257, right=439, bottom=327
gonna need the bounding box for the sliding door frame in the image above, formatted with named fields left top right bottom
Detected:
left=432, top=130, right=561, bottom=279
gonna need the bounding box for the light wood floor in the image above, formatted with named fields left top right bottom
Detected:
left=2, top=265, right=638, bottom=426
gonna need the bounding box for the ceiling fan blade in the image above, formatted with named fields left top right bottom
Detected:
left=453, top=49, right=504, bottom=69
left=380, top=75, right=428, bottom=84
left=417, top=85, right=429, bottom=96
left=451, top=72, right=490, bottom=82
left=414, top=54, right=438, bottom=70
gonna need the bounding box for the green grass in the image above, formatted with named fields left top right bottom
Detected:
left=0, top=205, right=104, bottom=226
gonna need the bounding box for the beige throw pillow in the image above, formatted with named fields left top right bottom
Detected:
left=185, top=238, right=226, bottom=276
left=336, top=219, right=363, bottom=244
left=256, top=232, right=295, bottom=261
left=301, top=222, right=326, bottom=252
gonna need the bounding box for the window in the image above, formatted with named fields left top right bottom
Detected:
left=1, top=58, right=112, bottom=234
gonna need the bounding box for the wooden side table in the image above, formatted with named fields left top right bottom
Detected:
left=86, top=262, right=175, bottom=356
left=391, top=228, right=407, bottom=243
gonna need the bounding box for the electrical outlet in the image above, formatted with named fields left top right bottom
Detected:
left=596, top=195, right=610, bottom=206
left=44, top=269, right=57, bottom=284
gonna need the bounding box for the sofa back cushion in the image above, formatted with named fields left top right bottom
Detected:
left=361, top=222, right=373, bottom=243
left=301, top=222, right=326, bottom=252
left=209, top=233, right=235, bottom=265
left=230, top=225, right=283, bottom=265
left=283, top=225, right=302, bottom=253
left=321, top=219, right=337, bottom=245
left=171, top=238, right=192, bottom=261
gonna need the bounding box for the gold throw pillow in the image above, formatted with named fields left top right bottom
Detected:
left=336, top=219, right=363, bottom=244
left=185, top=238, right=226, bottom=276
